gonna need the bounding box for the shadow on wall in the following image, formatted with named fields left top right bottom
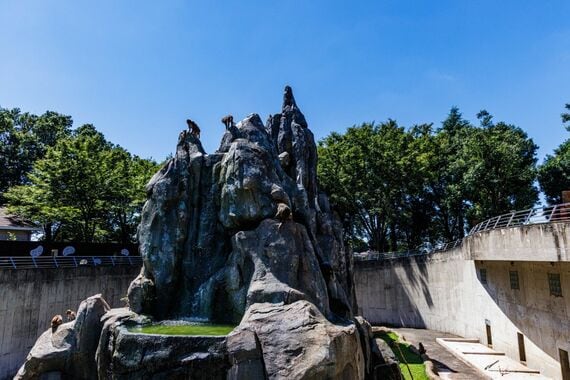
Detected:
left=474, top=260, right=570, bottom=364
left=401, top=255, right=434, bottom=309
left=355, top=256, right=431, bottom=328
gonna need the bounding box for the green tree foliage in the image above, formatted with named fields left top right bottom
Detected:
left=318, top=108, right=539, bottom=252
left=562, top=103, right=570, bottom=128
left=0, top=108, right=72, bottom=202
left=5, top=124, right=159, bottom=243
left=318, top=121, right=435, bottom=251
left=463, top=112, right=538, bottom=224
left=538, top=104, right=570, bottom=204
left=538, top=141, right=570, bottom=204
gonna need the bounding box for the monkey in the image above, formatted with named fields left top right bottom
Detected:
left=66, top=309, right=76, bottom=321
left=186, top=119, right=201, bottom=139
left=51, top=314, right=63, bottom=331
left=418, top=342, right=426, bottom=355
left=221, top=115, right=234, bottom=130
left=275, top=203, right=293, bottom=231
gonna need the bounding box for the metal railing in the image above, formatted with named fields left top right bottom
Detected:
left=355, top=202, right=570, bottom=262
left=354, top=239, right=463, bottom=262
left=0, top=255, right=142, bottom=270
left=469, top=202, right=570, bottom=235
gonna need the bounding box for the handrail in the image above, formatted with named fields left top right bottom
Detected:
left=0, top=255, right=142, bottom=270
left=468, top=202, right=570, bottom=235
left=354, top=239, right=463, bottom=262
left=355, top=202, right=570, bottom=262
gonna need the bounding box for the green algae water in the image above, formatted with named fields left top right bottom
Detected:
left=128, top=323, right=235, bottom=336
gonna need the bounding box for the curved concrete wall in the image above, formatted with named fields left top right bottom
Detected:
left=463, top=222, right=570, bottom=262
left=0, top=266, right=140, bottom=380
left=355, top=223, right=570, bottom=380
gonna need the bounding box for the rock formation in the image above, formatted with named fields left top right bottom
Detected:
left=15, top=295, right=112, bottom=380
left=16, top=87, right=397, bottom=380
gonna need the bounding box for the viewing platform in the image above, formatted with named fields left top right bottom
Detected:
left=355, top=202, right=570, bottom=263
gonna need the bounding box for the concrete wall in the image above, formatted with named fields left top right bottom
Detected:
left=355, top=251, right=570, bottom=380
left=464, top=223, right=570, bottom=262
left=0, top=266, right=140, bottom=380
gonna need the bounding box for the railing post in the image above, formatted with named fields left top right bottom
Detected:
left=53, top=256, right=59, bottom=268
left=32, top=257, right=38, bottom=269
left=493, top=216, right=501, bottom=229
left=550, top=205, right=558, bottom=221
left=506, top=212, right=515, bottom=227
left=111, top=256, right=115, bottom=266
left=523, top=208, right=532, bottom=224
left=9, top=257, right=16, bottom=269
left=73, top=257, right=78, bottom=268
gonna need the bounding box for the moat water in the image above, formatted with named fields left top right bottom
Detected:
left=128, top=321, right=236, bottom=336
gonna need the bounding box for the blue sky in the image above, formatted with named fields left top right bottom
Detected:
left=1, top=1, right=569, bottom=162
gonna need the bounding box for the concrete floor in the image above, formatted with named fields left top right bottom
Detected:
left=437, top=338, right=550, bottom=380
left=389, top=327, right=488, bottom=380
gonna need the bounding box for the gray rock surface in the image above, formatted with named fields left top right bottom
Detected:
left=227, top=301, right=365, bottom=380
left=18, top=87, right=384, bottom=380
left=132, top=86, right=356, bottom=324
left=220, top=218, right=330, bottom=322
left=15, top=294, right=110, bottom=380
left=98, top=322, right=229, bottom=380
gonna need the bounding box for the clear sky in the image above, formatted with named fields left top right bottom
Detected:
left=1, top=1, right=569, bottom=162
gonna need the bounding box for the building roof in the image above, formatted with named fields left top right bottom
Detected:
left=0, top=207, right=41, bottom=231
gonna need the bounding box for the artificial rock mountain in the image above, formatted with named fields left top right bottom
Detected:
left=16, top=87, right=398, bottom=380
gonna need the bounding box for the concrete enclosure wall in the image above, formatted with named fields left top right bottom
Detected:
left=464, top=223, right=570, bottom=262
left=0, top=266, right=140, bottom=379
left=355, top=249, right=570, bottom=380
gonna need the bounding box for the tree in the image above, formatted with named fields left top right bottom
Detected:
left=538, top=141, right=570, bottom=204
left=562, top=103, right=570, bottom=128
left=317, top=108, right=539, bottom=252
left=318, top=121, right=428, bottom=252
left=462, top=112, right=538, bottom=224
left=0, top=108, right=72, bottom=203
left=5, top=125, right=159, bottom=242
left=538, top=104, right=570, bottom=204
left=429, top=107, right=473, bottom=241
left=103, top=152, right=160, bottom=243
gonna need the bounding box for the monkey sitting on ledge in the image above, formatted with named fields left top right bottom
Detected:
left=186, top=119, right=201, bottom=139
left=66, top=309, right=76, bottom=321
left=221, top=114, right=234, bottom=130
left=51, top=315, right=63, bottom=331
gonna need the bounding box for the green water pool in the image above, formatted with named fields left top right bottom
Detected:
left=128, top=323, right=236, bottom=336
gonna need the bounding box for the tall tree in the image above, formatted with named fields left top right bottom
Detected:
left=538, top=104, right=570, bottom=204
left=318, top=108, right=539, bottom=252
left=0, top=108, right=72, bottom=203
left=538, top=141, right=570, bottom=204
left=463, top=112, right=538, bottom=224
left=5, top=125, right=159, bottom=242
left=562, top=103, right=570, bottom=128
left=430, top=107, right=473, bottom=240
left=318, top=121, right=424, bottom=252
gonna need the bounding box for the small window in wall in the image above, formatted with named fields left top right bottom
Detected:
left=486, top=323, right=493, bottom=347
left=518, top=332, right=526, bottom=362
left=548, top=273, right=563, bottom=297
left=509, top=271, right=520, bottom=290
left=480, top=268, right=487, bottom=284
